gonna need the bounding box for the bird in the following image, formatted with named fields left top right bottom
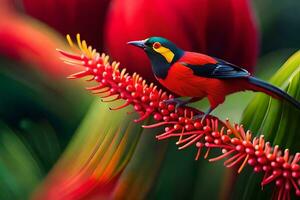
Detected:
left=127, top=37, right=300, bottom=121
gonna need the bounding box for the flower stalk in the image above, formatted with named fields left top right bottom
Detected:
left=58, top=34, right=300, bottom=199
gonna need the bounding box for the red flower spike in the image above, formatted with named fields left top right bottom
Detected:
left=61, top=35, right=299, bottom=200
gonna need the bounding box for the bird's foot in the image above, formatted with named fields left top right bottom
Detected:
left=192, top=114, right=207, bottom=123
left=193, top=107, right=213, bottom=123
left=163, top=98, right=189, bottom=112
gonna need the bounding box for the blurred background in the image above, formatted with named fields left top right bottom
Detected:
left=0, top=0, right=299, bottom=199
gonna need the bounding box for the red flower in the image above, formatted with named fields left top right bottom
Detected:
left=104, top=0, right=259, bottom=81
left=21, top=0, right=111, bottom=49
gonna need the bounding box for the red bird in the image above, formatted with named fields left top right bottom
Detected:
left=128, top=37, right=300, bottom=120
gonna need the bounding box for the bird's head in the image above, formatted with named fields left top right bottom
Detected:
left=127, top=37, right=184, bottom=79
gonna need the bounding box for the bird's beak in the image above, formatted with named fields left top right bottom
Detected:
left=127, top=40, right=146, bottom=49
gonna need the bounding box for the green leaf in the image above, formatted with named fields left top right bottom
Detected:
left=0, top=122, right=43, bottom=200
left=0, top=57, right=93, bottom=199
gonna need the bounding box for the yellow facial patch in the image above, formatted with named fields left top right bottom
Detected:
left=153, top=46, right=175, bottom=63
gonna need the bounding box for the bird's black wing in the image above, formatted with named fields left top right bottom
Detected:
left=180, top=58, right=250, bottom=79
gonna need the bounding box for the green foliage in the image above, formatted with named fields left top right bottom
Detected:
left=242, top=50, right=300, bottom=149
left=0, top=122, right=42, bottom=200
left=0, top=57, right=92, bottom=199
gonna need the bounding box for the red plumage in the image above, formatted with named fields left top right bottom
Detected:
left=158, top=52, right=251, bottom=110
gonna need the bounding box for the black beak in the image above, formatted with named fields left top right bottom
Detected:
left=127, top=40, right=146, bottom=49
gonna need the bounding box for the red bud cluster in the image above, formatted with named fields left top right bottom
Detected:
left=59, top=35, right=299, bottom=199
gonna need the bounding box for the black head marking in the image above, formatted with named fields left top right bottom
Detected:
left=128, top=37, right=184, bottom=79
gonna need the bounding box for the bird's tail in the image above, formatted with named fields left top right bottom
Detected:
left=247, top=76, right=300, bottom=110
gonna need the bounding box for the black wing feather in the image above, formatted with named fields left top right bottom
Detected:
left=180, top=58, right=250, bottom=79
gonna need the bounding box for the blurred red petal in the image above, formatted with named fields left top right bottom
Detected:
left=33, top=172, right=122, bottom=200
left=105, top=0, right=259, bottom=82
left=0, top=2, right=76, bottom=77
left=205, top=0, right=258, bottom=69
left=21, top=0, right=111, bottom=50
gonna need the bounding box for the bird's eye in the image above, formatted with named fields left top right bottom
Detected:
left=153, top=42, right=161, bottom=49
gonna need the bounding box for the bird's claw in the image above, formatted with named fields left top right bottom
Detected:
left=163, top=98, right=188, bottom=112
left=192, top=114, right=207, bottom=123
